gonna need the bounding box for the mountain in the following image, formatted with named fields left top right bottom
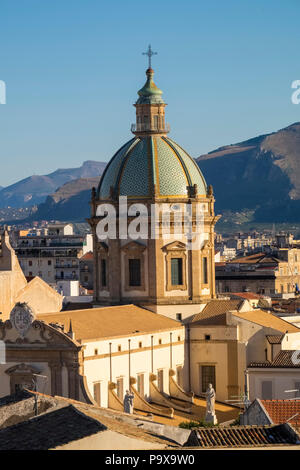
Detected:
left=0, top=160, right=106, bottom=208
left=29, top=177, right=100, bottom=222
left=197, top=122, right=300, bottom=223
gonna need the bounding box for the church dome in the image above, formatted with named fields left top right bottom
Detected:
left=97, top=135, right=207, bottom=199
left=97, top=51, right=207, bottom=200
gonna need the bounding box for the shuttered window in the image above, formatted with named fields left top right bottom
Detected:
left=101, top=259, right=107, bottom=286
left=261, top=381, right=273, bottom=400
left=201, top=365, right=216, bottom=393
left=93, top=382, right=101, bottom=406
left=171, top=258, right=183, bottom=285
left=129, top=259, right=141, bottom=286
left=202, top=257, right=208, bottom=284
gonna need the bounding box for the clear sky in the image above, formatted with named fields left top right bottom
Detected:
left=0, top=0, right=300, bottom=186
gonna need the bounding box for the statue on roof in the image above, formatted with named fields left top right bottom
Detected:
left=123, top=389, right=134, bottom=414
left=205, top=383, right=218, bottom=424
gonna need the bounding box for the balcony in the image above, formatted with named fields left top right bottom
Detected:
left=55, top=275, right=78, bottom=281
left=55, top=265, right=78, bottom=269
left=131, top=123, right=170, bottom=134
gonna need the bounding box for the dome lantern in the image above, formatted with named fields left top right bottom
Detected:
left=131, top=45, right=169, bottom=136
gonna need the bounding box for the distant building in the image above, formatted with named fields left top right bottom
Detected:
left=247, top=350, right=300, bottom=401
left=216, top=249, right=300, bottom=297
left=79, top=251, right=93, bottom=290
left=14, top=223, right=93, bottom=287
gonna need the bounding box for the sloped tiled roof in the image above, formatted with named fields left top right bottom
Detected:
left=228, top=254, right=281, bottom=265
left=0, top=390, right=33, bottom=407
left=261, top=400, right=300, bottom=426
left=231, top=292, right=264, bottom=300
left=248, top=350, right=300, bottom=368
left=233, top=310, right=300, bottom=333
left=190, top=299, right=243, bottom=326
left=186, top=424, right=300, bottom=447
left=0, top=405, right=105, bottom=450
left=0, top=390, right=174, bottom=449
left=266, top=335, right=284, bottom=344
left=38, top=304, right=182, bottom=341
left=80, top=251, right=93, bottom=261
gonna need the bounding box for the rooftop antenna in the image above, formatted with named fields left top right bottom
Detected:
left=225, top=370, right=251, bottom=411
left=284, top=388, right=300, bottom=400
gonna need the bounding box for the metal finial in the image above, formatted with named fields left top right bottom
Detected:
left=142, top=44, right=157, bottom=69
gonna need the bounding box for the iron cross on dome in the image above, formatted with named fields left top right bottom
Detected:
left=142, top=45, right=157, bottom=69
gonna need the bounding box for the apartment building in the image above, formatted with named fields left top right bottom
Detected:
left=14, top=223, right=93, bottom=287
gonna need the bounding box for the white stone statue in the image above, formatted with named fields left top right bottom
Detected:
left=205, top=383, right=217, bottom=424
left=123, top=389, right=134, bottom=414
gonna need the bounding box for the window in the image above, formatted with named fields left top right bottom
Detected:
left=138, top=342, right=142, bottom=348
left=202, top=257, right=208, bottom=284
left=29, top=271, right=32, bottom=276
left=94, top=349, right=98, bottom=356
left=205, top=335, right=211, bottom=341
left=176, top=313, right=182, bottom=321
left=118, top=345, right=121, bottom=352
left=261, top=381, right=272, bottom=400
left=201, top=365, right=216, bottom=393
left=176, top=365, right=183, bottom=388
left=116, top=377, right=124, bottom=400
left=93, top=382, right=101, bottom=406
left=157, top=369, right=164, bottom=393
left=177, top=336, right=181, bottom=342
left=101, top=259, right=107, bottom=287
left=137, top=373, right=145, bottom=397
left=84, top=276, right=88, bottom=282
left=129, top=259, right=141, bottom=286
left=158, top=339, right=162, bottom=345
left=29, top=260, right=32, bottom=266
left=171, top=258, right=183, bottom=285
left=48, top=260, right=51, bottom=266
left=294, top=382, right=300, bottom=398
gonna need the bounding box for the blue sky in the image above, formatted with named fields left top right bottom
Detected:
left=0, top=0, right=300, bottom=186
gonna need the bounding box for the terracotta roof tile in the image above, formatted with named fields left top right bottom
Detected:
left=190, top=299, right=243, bottom=325
left=231, top=292, right=264, bottom=300
left=186, top=425, right=300, bottom=447
left=266, top=335, right=284, bottom=344
left=249, top=350, right=300, bottom=368
left=261, top=400, right=300, bottom=426
left=80, top=251, right=93, bottom=261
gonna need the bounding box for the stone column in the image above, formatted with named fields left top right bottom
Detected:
left=66, top=363, right=79, bottom=400
left=49, top=362, right=62, bottom=396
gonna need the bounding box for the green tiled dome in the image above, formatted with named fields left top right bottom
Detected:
left=97, top=136, right=207, bottom=199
